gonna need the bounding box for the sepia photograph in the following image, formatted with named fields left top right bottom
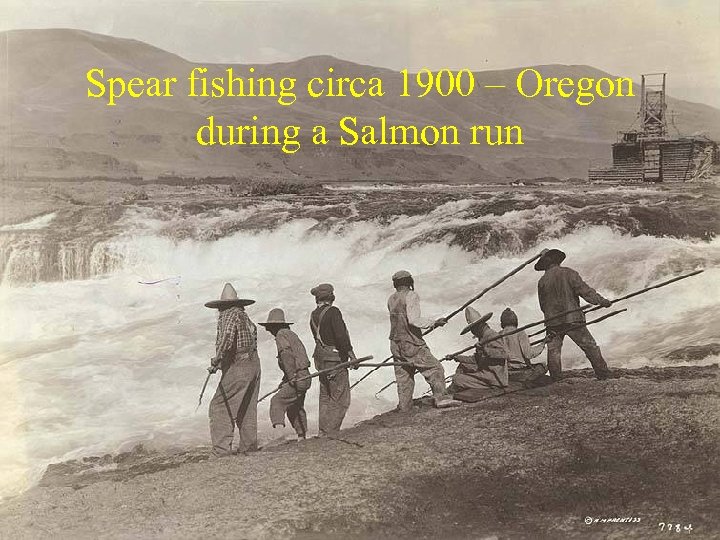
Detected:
left=0, top=1, right=718, bottom=538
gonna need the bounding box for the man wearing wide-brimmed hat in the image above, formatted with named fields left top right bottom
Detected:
left=259, top=308, right=311, bottom=440
left=446, top=307, right=510, bottom=393
left=535, top=248, right=614, bottom=381
left=205, top=283, right=261, bottom=456
left=309, top=283, right=357, bottom=437
left=387, top=270, right=458, bottom=411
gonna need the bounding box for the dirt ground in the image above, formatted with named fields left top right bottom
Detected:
left=0, top=365, right=717, bottom=539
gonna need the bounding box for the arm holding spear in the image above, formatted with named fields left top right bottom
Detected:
left=353, top=249, right=548, bottom=391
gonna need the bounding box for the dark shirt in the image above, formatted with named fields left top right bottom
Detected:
left=310, top=304, right=353, bottom=357
left=538, top=266, right=607, bottom=327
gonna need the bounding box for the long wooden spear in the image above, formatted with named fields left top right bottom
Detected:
left=375, top=269, right=703, bottom=397
left=528, top=308, right=627, bottom=346
left=258, top=355, right=373, bottom=403
left=351, top=249, right=548, bottom=390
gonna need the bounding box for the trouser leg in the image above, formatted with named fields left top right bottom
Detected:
left=209, top=377, right=237, bottom=456
left=235, top=358, right=261, bottom=453
left=318, top=368, right=350, bottom=436
left=567, top=326, right=610, bottom=378
left=286, top=391, right=308, bottom=437
left=391, top=341, right=415, bottom=411
left=209, top=355, right=260, bottom=455
left=269, top=384, right=296, bottom=427
left=546, top=331, right=565, bottom=381
left=414, top=347, right=447, bottom=398
left=393, top=364, right=416, bottom=411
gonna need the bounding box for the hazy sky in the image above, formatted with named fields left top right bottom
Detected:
left=4, top=0, right=720, bottom=107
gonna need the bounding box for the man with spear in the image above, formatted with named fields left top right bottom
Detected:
left=309, top=283, right=358, bottom=437
left=204, top=283, right=261, bottom=457
left=535, top=249, right=614, bottom=381
left=258, top=308, right=311, bottom=441
left=387, top=270, right=460, bottom=411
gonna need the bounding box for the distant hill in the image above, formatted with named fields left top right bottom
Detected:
left=1, top=28, right=719, bottom=181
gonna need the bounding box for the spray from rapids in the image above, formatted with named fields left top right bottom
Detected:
left=0, top=187, right=718, bottom=499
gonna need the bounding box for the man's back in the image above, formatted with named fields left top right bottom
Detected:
left=538, top=266, right=605, bottom=326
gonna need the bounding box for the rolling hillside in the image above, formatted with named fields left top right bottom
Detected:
left=1, top=29, right=719, bottom=181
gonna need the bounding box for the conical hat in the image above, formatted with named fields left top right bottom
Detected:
left=460, top=306, right=493, bottom=335
left=534, top=248, right=566, bottom=271
left=204, top=283, right=255, bottom=309
left=258, top=308, right=294, bottom=326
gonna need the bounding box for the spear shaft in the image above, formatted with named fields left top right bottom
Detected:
left=352, top=249, right=547, bottom=390
left=376, top=269, right=703, bottom=397
left=529, top=309, right=627, bottom=346
left=258, top=355, right=374, bottom=403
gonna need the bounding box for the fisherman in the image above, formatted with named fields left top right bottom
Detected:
left=446, top=307, right=510, bottom=393
left=205, top=283, right=261, bottom=456
left=309, top=283, right=358, bottom=437
left=259, top=308, right=311, bottom=440
left=388, top=270, right=460, bottom=410
left=535, top=248, right=614, bottom=381
left=499, top=307, right=549, bottom=386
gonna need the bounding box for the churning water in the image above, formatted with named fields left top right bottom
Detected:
left=1, top=184, right=718, bottom=498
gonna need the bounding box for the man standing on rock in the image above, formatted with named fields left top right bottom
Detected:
left=259, top=308, right=311, bottom=440
left=309, top=283, right=358, bottom=437
left=446, top=307, right=510, bottom=395
left=205, top=283, right=261, bottom=456
left=388, top=270, right=459, bottom=410
left=535, top=249, right=614, bottom=381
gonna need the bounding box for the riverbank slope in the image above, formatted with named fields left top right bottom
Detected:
left=0, top=365, right=718, bottom=539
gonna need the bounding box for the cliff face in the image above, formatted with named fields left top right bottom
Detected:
left=0, top=365, right=718, bottom=539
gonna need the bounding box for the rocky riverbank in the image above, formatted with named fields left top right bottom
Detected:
left=0, top=365, right=718, bottom=539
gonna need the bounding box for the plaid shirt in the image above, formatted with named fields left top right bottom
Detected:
left=215, top=307, right=257, bottom=362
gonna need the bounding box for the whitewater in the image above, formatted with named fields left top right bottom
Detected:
left=0, top=183, right=718, bottom=499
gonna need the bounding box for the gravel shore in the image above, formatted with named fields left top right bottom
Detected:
left=0, top=365, right=718, bottom=539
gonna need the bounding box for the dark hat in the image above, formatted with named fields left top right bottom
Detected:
left=258, top=308, right=293, bottom=327
left=461, top=306, right=493, bottom=335
left=205, top=283, right=255, bottom=309
left=392, top=270, right=412, bottom=280
left=310, top=283, right=334, bottom=300
left=500, top=308, right=518, bottom=328
left=534, top=248, right=566, bottom=271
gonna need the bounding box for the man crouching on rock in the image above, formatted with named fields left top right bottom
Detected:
left=205, top=283, right=261, bottom=457
left=259, top=308, right=311, bottom=440
left=446, top=307, right=510, bottom=395
left=388, top=270, right=460, bottom=410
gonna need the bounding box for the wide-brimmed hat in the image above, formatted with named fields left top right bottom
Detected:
left=534, top=248, right=566, bottom=271
left=204, top=283, right=255, bottom=309
left=310, top=283, right=334, bottom=300
left=461, top=306, right=493, bottom=335
left=258, top=308, right=293, bottom=327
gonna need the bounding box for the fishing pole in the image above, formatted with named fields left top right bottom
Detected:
left=352, top=249, right=548, bottom=390
left=258, top=355, right=374, bottom=403
left=377, top=269, right=703, bottom=397
left=529, top=308, right=627, bottom=346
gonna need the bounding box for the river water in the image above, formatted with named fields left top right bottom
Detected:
left=1, top=182, right=718, bottom=498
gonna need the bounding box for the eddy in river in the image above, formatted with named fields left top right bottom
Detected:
left=535, top=249, right=614, bottom=381
left=205, top=283, right=262, bottom=456
left=309, top=283, right=358, bottom=437
left=259, top=308, right=311, bottom=440
left=447, top=307, right=510, bottom=394
left=387, top=270, right=460, bottom=410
